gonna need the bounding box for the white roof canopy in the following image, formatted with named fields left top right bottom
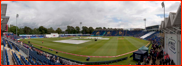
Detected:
left=172, top=5, right=181, bottom=27
left=1, top=4, right=7, bottom=16
left=160, top=4, right=181, bottom=30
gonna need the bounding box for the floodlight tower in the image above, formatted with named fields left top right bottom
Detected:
left=80, top=22, right=82, bottom=34
left=16, top=14, right=19, bottom=36
left=144, top=18, right=146, bottom=30
left=161, top=1, right=165, bottom=21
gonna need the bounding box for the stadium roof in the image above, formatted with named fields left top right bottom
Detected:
left=160, top=4, right=181, bottom=29
left=1, top=4, right=9, bottom=31
left=1, top=4, right=7, bottom=16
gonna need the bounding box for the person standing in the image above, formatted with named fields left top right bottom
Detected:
left=42, top=41, right=43, bottom=44
left=21, top=41, right=23, bottom=46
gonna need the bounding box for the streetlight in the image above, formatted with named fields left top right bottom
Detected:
left=161, top=1, right=165, bottom=21
left=16, top=14, right=19, bottom=36
left=80, top=22, right=82, bottom=34
left=144, top=18, right=146, bottom=30
left=161, top=1, right=165, bottom=47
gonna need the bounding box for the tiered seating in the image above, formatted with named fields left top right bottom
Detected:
left=145, top=31, right=160, bottom=40
left=91, top=31, right=98, bottom=36
left=28, top=57, right=37, bottom=65
left=3, top=38, right=6, bottom=46
left=3, top=47, right=9, bottom=65
left=20, top=55, right=30, bottom=65
left=134, top=31, right=149, bottom=37
left=10, top=42, right=19, bottom=52
left=115, top=31, right=125, bottom=36
left=12, top=51, right=23, bottom=65
left=104, top=31, right=113, bottom=36
left=36, top=60, right=42, bottom=65
left=55, top=63, right=62, bottom=65
left=92, top=30, right=144, bottom=36
left=5, top=49, right=10, bottom=65
left=29, top=50, right=55, bottom=65
left=7, top=40, right=12, bottom=49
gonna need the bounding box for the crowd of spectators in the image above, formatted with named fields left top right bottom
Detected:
left=31, top=48, right=82, bottom=65
left=13, top=39, right=83, bottom=65
left=138, top=39, right=175, bottom=65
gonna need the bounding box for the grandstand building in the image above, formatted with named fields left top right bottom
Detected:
left=146, top=25, right=159, bottom=31
left=1, top=4, right=9, bottom=36
left=160, top=5, right=181, bottom=65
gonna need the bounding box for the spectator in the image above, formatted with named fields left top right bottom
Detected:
left=159, top=59, right=162, bottom=65
left=170, top=60, right=175, bottom=65
left=137, top=61, right=141, bottom=65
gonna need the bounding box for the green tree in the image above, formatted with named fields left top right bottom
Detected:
left=32, top=28, right=40, bottom=34
left=9, top=25, right=19, bottom=34
left=82, top=26, right=89, bottom=34
left=96, top=27, right=102, bottom=29
left=23, top=26, right=32, bottom=34
left=47, top=27, right=55, bottom=34
left=18, top=28, right=24, bottom=34
left=103, top=27, right=106, bottom=29
left=70, top=26, right=76, bottom=34
left=88, top=27, right=94, bottom=34
left=75, top=26, right=80, bottom=33
left=55, top=28, right=62, bottom=34
left=38, top=26, right=48, bottom=34
left=66, top=26, right=77, bottom=34
left=66, top=26, right=71, bottom=34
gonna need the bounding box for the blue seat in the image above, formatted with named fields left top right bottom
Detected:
left=21, top=55, right=30, bottom=65
left=3, top=47, right=7, bottom=65
left=28, top=58, right=37, bottom=65
left=7, top=41, right=12, bottom=49
left=5, top=49, right=10, bottom=65
left=36, top=61, right=42, bottom=65
left=12, top=52, right=23, bottom=65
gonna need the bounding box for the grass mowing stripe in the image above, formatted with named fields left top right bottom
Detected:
left=125, top=37, right=146, bottom=48
left=69, top=38, right=110, bottom=55
left=90, top=37, right=117, bottom=56
left=101, top=37, right=118, bottom=56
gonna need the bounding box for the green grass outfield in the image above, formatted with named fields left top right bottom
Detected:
left=20, top=36, right=149, bottom=65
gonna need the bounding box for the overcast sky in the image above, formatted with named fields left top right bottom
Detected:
left=2, top=1, right=181, bottom=30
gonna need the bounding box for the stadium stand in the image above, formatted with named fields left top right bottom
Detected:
left=12, top=51, right=23, bottom=65
left=2, top=30, right=162, bottom=65
left=2, top=27, right=162, bottom=65
left=91, top=29, right=159, bottom=40
left=7, top=40, right=12, bottom=49
left=3, top=47, right=10, bottom=65
left=140, top=31, right=156, bottom=39
left=20, top=55, right=30, bottom=65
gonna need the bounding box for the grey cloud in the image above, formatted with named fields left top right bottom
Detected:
left=2, top=1, right=181, bottom=31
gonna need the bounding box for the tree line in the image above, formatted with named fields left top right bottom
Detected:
left=8, top=25, right=111, bottom=35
